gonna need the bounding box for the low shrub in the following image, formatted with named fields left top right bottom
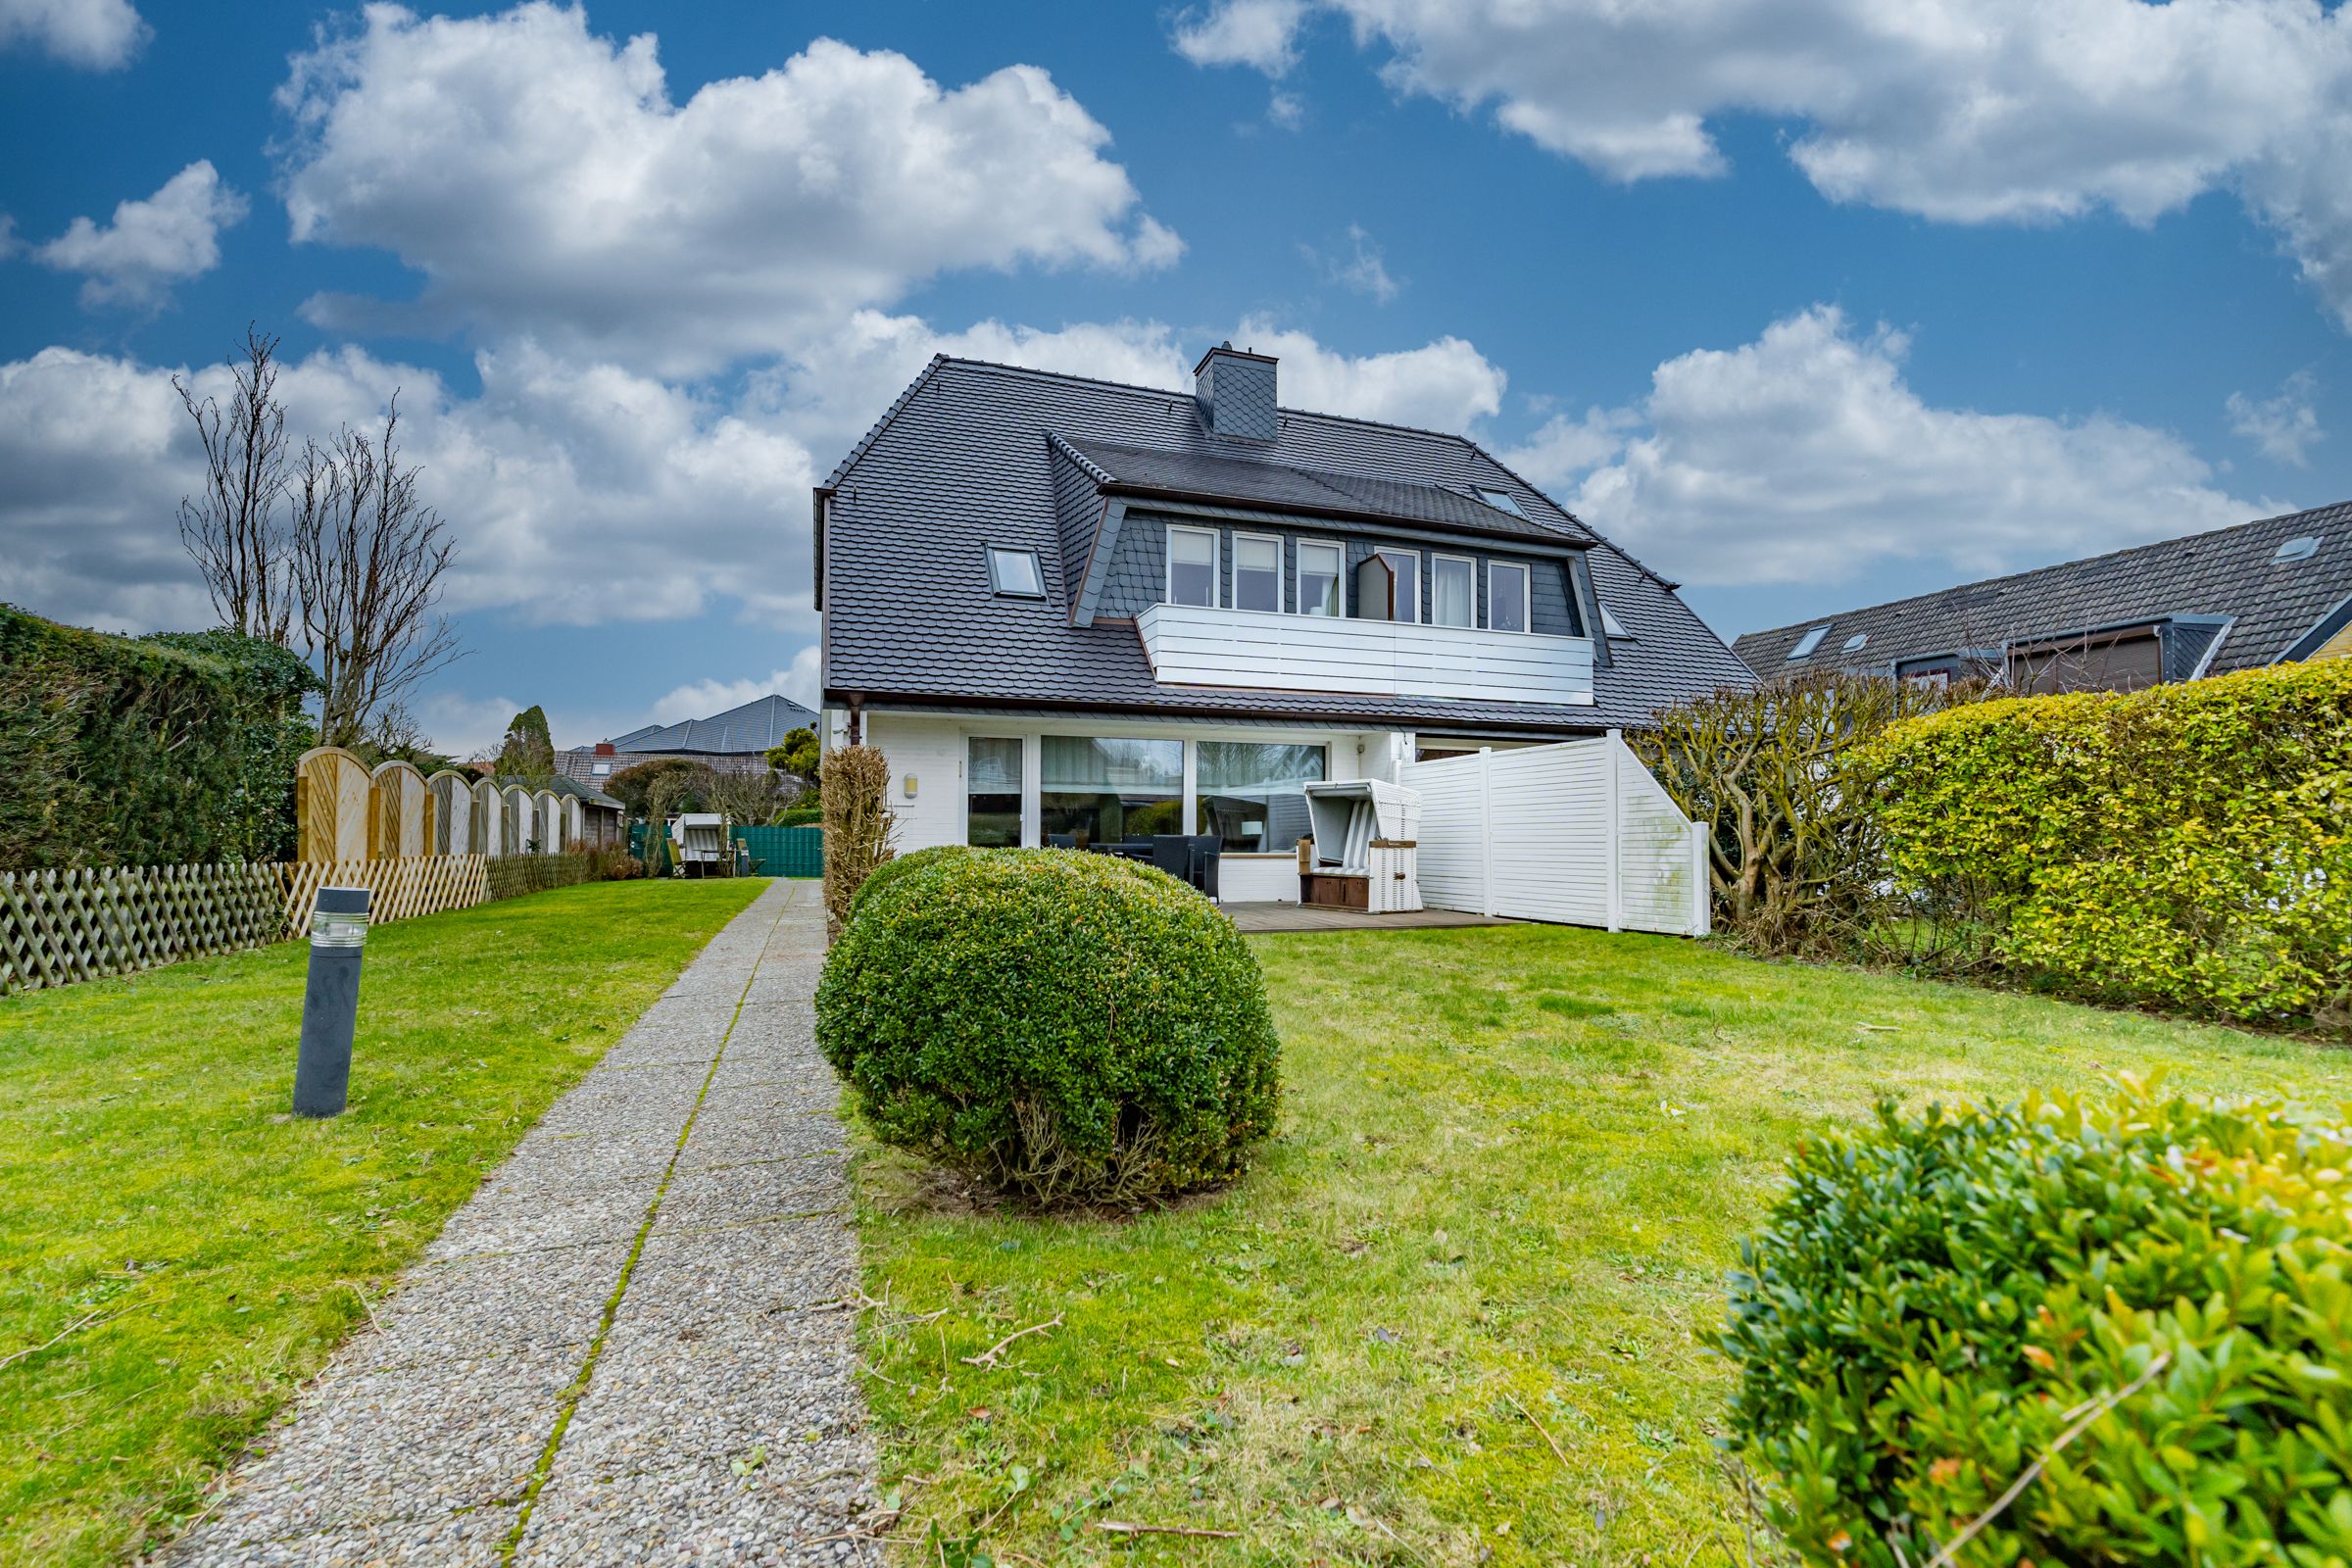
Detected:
left=848, top=843, right=975, bottom=921
left=815, top=849, right=1280, bottom=1206
left=1863, top=661, right=2352, bottom=1029
left=1721, top=1082, right=2352, bottom=1565
left=772, top=805, right=823, bottom=827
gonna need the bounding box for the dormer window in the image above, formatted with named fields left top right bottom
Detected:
left=987, top=546, right=1045, bottom=598
left=1788, top=625, right=1832, bottom=660
left=1167, top=524, right=1219, bottom=607
left=1475, top=487, right=1525, bottom=517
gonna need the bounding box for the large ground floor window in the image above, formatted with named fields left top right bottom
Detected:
left=1195, top=741, right=1326, bottom=852
left=966, top=736, right=1022, bottom=847
left=1039, top=736, right=1183, bottom=846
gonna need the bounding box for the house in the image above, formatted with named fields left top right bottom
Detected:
left=1733, top=501, right=2352, bottom=693
left=812, top=343, right=1751, bottom=905
left=557, top=693, right=819, bottom=787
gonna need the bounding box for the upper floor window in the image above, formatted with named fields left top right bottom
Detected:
left=1297, top=539, right=1344, bottom=617
left=1375, top=548, right=1420, bottom=623
left=1234, top=533, right=1282, bottom=612
left=1167, top=525, right=1218, bottom=607
left=1489, top=562, right=1530, bottom=633
left=987, top=546, right=1045, bottom=598
left=1475, top=487, right=1525, bottom=517
left=1432, top=555, right=1475, bottom=628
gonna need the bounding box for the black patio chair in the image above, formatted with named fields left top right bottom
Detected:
left=1192, top=834, right=1222, bottom=898
left=1150, top=836, right=1192, bottom=881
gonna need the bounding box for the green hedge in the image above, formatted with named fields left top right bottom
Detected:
left=1722, top=1084, right=2352, bottom=1564
left=485, top=852, right=593, bottom=901
left=0, top=606, right=315, bottom=872
left=815, top=849, right=1281, bottom=1206
left=1863, top=662, right=2352, bottom=1028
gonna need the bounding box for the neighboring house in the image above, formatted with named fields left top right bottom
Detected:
left=812, top=343, right=1751, bottom=903
left=557, top=693, right=819, bottom=786
left=1734, top=501, right=2352, bottom=693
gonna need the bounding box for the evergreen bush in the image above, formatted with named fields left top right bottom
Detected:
left=815, top=849, right=1280, bottom=1205
left=1723, top=1082, right=2352, bottom=1565
left=0, top=606, right=315, bottom=870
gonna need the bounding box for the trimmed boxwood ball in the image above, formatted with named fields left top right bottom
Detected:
left=1721, top=1082, right=2352, bottom=1565
left=848, top=843, right=977, bottom=923
left=815, top=849, right=1280, bottom=1206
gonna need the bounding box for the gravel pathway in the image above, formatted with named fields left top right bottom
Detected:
left=169, top=879, right=886, bottom=1567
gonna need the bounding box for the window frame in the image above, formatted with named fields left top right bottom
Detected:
left=1374, top=547, right=1422, bottom=624
left=1487, top=560, right=1532, bottom=635
left=1788, top=624, right=1832, bottom=661
left=1430, top=553, right=1477, bottom=629
left=985, top=545, right=1046, bottom=599
left=1164, top=523, right=1221, bottom=609
left=963, top=735, right=1024, bottom=848
left=1230, top=530, right=1284, bottom=614
left=1294, top=536, right=1345, bottom=618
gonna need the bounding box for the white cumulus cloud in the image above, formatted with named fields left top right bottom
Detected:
left=2226, top=371, right=2326, bottom=466
left=35, top=161, right=247, bottom=309
left=648, top=648, right=823, bottom=727
left=0, top=0, right=146, bottom=69
left=1507, top=306, right=2258, bottom=587
left=1172, top=0, right=1307, bottom=74
left=274, top=4, right=1181, bottom=376
left=1173, top=0, right=2352, bottom=329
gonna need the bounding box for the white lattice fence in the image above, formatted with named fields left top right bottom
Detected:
left=0, top=863, right=285, bottom=995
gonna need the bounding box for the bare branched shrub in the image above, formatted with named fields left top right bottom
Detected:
left=1632, top=674, right=1969, bottom=956
left=821, top=743, right=896, bottom=939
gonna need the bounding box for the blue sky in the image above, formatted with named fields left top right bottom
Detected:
left=2, top=0, right=2344, bottom=754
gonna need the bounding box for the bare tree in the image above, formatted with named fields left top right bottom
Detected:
left=175, top=327, right=297, bottom=644
left=292, top=399, right=463, bottom=747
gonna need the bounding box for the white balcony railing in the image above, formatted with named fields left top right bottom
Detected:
left=1137, top=602, right=1595, bottom=706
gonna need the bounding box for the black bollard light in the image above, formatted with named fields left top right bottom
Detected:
left=293, top=886, right=369, bottom=1118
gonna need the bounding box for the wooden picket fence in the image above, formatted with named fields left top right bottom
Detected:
left=282, top=855, right=490, bottom=938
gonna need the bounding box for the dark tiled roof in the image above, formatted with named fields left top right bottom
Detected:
left=1055, top=435, right=1585, bottom=544
left=1733, top=501, right=2352, bottom=678
left=607, top=694, right=818, bottom=757
left=494, top=773, right=623, bottom=808
left=820, top=357, right=1752, bottom=731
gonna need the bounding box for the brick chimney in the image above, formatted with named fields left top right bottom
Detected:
left=1194, top=342, right=1278, bottom=441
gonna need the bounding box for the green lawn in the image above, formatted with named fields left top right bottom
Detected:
left=0, top=876, right=764, bottom=1566
left=853, top=925, right=2352, bottom=1566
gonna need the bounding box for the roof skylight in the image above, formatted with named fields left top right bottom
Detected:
left=2274, top=535, right=2322, bottom=563
left=986, top=546, right=1045, bottom=598
left=1788, top=625, right=1832, bottom=660
left=1474, top=487, right=1526, bottom=517
left=1843, top=632, right=1869, bottom=651
left=1599, top=604, right=1630, bottom=638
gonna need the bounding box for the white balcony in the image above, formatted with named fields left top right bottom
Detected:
left=1137, top=602, right=1595, bottom=706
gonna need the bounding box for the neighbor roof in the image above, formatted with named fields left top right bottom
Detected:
left=609, top=694, right=818, bottom=756
left=818, top=356, right=1749, bottom=732
left=1733, top=500, right=2352, bottom=679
